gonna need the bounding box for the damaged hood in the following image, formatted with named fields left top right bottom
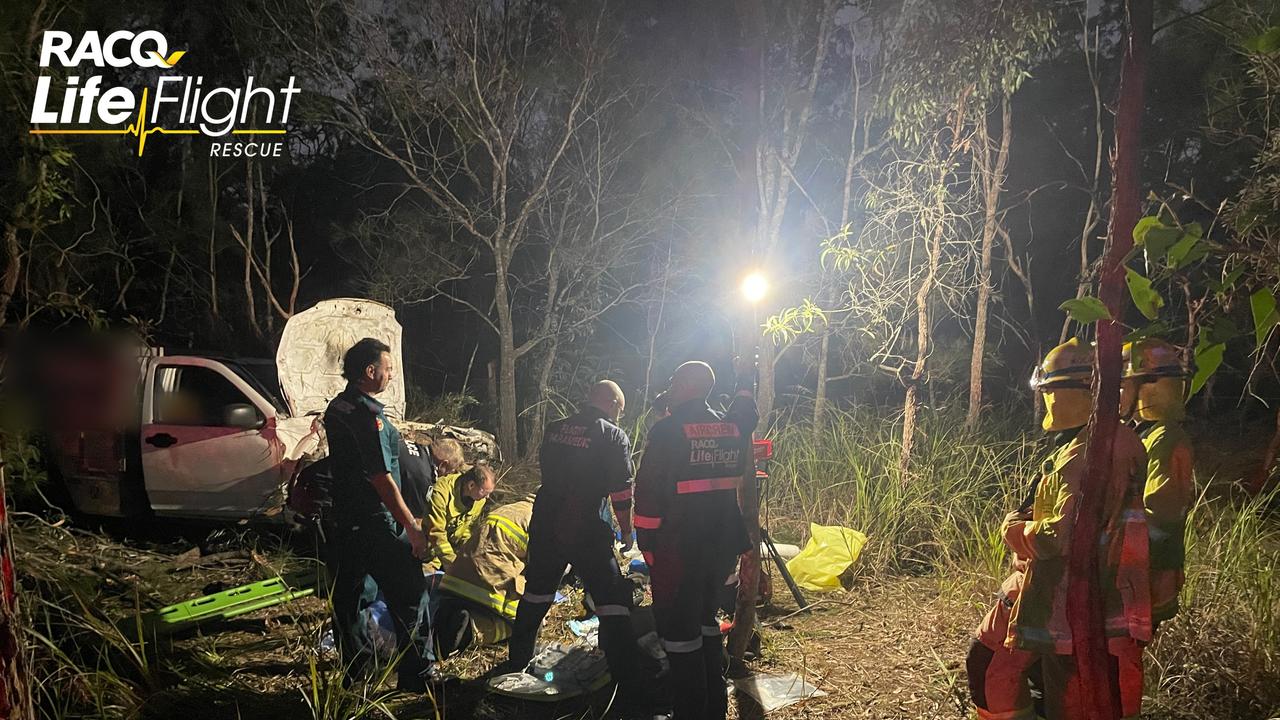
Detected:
left=276, top=298, right=406, bottom=420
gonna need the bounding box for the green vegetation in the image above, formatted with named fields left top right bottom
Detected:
left=762, top=409, right=1280, bottom=718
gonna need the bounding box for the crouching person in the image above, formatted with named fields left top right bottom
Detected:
left=434, top=493, right=535, bottom=657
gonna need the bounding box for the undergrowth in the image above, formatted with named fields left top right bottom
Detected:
left=764, top=407, right=1280, bottom=719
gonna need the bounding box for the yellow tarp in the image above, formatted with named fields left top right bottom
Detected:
left=785, top=523, right=867, bottom=592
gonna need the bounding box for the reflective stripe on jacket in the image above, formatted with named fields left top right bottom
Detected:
left=1139, top=420, right=1194, bottom=623
left=1005, top=425, right=1152, bottom=654
left=439, top=497, right=532, bottom=620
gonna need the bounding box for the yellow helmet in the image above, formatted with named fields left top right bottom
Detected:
left=1032, top=337, right=1093, bottom=390
left=1034, top=338, right=1094, bottom=431
left=1121, top=338, right=1187, bottom=422
left=1121, top=338, right=1185, bottom=380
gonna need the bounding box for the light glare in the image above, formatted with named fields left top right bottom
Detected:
left=741, top=272, right=768, bottom=304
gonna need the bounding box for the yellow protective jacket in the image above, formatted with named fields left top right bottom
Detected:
left=438, top=496, right=532, bottom=621
left=425, top=470, right=487, bottom=566
left=1138, top=420, right=1194, bottom=623
left=1004, top=425, right=1152, bottom=655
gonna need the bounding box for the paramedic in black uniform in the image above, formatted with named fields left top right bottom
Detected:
left=323, top=337, right=434, bottom=689
left=503, top=379, right=642, bottom=698
left=634, top=360, right=757, bottom=720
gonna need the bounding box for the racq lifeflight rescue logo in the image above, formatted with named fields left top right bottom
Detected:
left=29, top=30, right=299, bottom=157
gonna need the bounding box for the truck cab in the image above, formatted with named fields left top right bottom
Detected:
left=44, top=298, right=493, bottom=522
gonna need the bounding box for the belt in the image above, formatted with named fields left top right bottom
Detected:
left=675, top=476, right=740, bottom=494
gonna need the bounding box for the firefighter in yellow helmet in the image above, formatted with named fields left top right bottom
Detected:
left=967, top=338, right=1152, bottom=720
left=1121, top=338, right=1195, bottom=625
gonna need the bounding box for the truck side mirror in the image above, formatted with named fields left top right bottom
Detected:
left=223, top=403, right=265, bottom=430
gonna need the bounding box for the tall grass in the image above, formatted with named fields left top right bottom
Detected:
left=764, top=407, right=1280, bottom=717
left=764, top=408, right=1039, bottom=581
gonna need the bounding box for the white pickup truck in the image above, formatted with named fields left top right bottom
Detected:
left=42, top=298, right=495, bottom=521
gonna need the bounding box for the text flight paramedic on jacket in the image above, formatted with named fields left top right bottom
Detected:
left=635, top=359, right=757, bottom=720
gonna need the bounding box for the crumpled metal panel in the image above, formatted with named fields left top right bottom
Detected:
left=276, top=298, right=406, bottom=420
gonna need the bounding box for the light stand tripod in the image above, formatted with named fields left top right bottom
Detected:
left=754, top=439, right=808, bottom=610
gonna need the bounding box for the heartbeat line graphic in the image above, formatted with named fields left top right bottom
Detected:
left=29, top=87, right=285, bottom=156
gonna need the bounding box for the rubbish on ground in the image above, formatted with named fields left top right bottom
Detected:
left=487, top=641, right=610, bottom=701
left=732, top=672, right=827, bottom=712
left=567, top=615, right=599, bottom=642
left=765, top=542, right=801, bottom=561
left=785, top=523, right=867, bottom=592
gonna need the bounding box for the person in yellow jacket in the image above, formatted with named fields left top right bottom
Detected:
left=425, top=461, right=497, bottom=570
left=434, top=493, right=534, bottom=657
left=1121, top=338, right=1195, bottom=625
left=967, top=338, right=1152, bottom=720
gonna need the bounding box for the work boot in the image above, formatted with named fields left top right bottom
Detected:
left=702, top=634, right=729, bottom=720
left=667, top=648, right=707, bottom=720
left=435, top=608, right=472, bottom=659
left=395, top=662, right=443, bottom=693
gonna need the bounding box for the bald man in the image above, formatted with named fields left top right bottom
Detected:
left=503, top=380, right=643, bottom=698
left=635, top=359, right=758, bottom=720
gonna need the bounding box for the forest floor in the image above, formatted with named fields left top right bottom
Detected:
left=20, top=514, right=980, bottom=720
left=19, top=510, right=1280, bottom=720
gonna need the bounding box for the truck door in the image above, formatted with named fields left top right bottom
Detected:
left=141, top=357, right=287, bottom=518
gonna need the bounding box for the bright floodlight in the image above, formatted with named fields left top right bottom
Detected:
left=741, top=272, right=768, bottom=305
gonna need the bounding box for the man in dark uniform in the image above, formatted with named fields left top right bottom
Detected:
left=323, top=337, right=434, bottom=690
left=503, top=380, right=642, bottom=696
left=635, top=360, right=757, bottom=720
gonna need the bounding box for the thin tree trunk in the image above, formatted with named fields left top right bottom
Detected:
left=900, top=159, right=947, bottom=480
left=644, top=238, right=672, bottom=407
left=208, top=157, right=220, bottom=319
left=242, top=158, right=261, bottom=339
left=1061, top=21, right=1105, bottom=344
left=967, top=96, right=1012, bottom=430
left=1070, top=2, right=1150, bottom=718
left=1250, top=406, right=1280, bottom=495
left=0, top=225, right=19, bottom=325
left=494, top=249, right=519, bottom=461
left=0, top=462, right=34, bottom=719
left=524, top=339, right=559, bottom=464
left=727, top=0, right=765, bottom=670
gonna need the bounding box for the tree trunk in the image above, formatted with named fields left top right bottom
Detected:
left=208, top=157, right=220, bottom=320
left=1069, top=2, right=1150, bottom=718
left=727, top=0, right=765, bottom=669
left=494, top=251, right=519, bottom=461
left=524, top=339, right=560, bottom=465
left=0, top=224, right=19, bottom=326
left=0, top=463, right=33, bottom=719
left=966, top=96, right=1012, bottom=430
left=899, top=162, right=947, bottom=480
left=814, top=329, right=830, bottom=428
left=241, top=158, right=261, bottom=340
left=1249, top=405, right=1280, bottom=495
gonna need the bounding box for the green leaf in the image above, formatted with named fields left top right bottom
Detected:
left=1204, top=317, right=1242, bottom=346
left=1189, top=342, right=1225, bottom=397
left=1143, top=227, right=1182, bottom=263
left=1059, top=296, right=1113, bottom=324
left=1210, top=266, right=1247, bottom=294
left=1125, top=267, right=1164, bottom=320
left=1125, top=320, right=1172, bottom=343
left=1250, top=288, right=1280, bottom=348
left=1167, top=233, right=1208, bottom=269
left=1244, top=26, right=1280, bottom=53
left=1132, top=216, right=1162, bottom=244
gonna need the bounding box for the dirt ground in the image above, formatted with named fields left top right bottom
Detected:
left=20, top=515, right=986, bottom=720
left=137, top=566, right=980, bottom=720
